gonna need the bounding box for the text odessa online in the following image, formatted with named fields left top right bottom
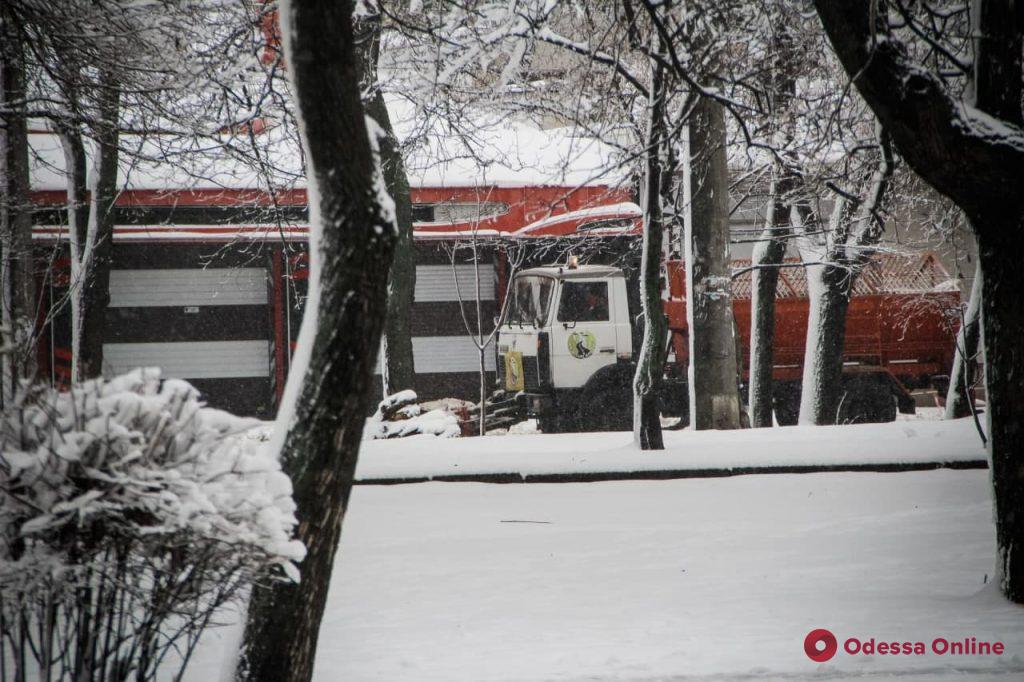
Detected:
left=844, top=637, right=1005, bottom=656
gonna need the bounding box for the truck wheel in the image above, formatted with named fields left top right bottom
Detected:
left=539, top=413, right=569, bottom=434
left=539, top=394, right=587, bottom=433
left=839, top=376, right=897, bottom=424
left=580, top=368, right=633, bottom=432
left=585, top=389, right=632, bottom=431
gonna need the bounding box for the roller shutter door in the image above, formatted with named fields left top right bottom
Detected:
left=105, top=340, right=271, bottom=379
left=414, top=264, right=495, bottom=302
left=374, top=336, right=494, bottom=374
left=109, top=268, right=268, bottom=307
left=103, top=268, right=272, bottom=411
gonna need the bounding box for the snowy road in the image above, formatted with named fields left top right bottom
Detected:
left=189, top=467, right=1022, bottom=681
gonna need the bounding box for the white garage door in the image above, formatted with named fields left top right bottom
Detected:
left=105, top=340, right=271, bottom=379
left=109, top=268, right=268, bottom=307
left=104, top=267, right=271, bottom=381
left=374, top=336, right=495, bottom=374
left=414, top=264, right=495, bottom=302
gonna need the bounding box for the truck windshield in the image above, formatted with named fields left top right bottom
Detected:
left=506, top=275, right=554, bottom=327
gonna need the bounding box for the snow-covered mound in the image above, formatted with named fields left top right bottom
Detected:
left=364, top=390, right=464, bottom=440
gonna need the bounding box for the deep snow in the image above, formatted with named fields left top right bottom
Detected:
left=184, top=420, right=1020, bottom=681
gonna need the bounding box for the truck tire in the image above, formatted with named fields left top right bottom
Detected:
left=584, top=386, right=632, bottom=431
left=580, top=364, right=634, bottom=432
left=538, top=413, right=568, bottom=434
left=838, top=375, right=897, bottom=424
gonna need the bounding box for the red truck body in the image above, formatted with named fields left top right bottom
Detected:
left=663, top=253, right=960, bottom=391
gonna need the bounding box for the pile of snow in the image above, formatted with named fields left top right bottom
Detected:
left=364, top=390, right=463, bottom=440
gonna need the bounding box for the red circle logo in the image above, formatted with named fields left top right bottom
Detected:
left=804, top=628, right=838, bottom=662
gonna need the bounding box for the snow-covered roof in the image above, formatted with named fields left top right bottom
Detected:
left=511, top=202, right=641, bottom=236
left=517, top=264, right=625, bottom=279
left=29, top=96, right=629, bottom=192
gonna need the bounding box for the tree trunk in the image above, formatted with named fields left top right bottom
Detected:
left=945, top=261, right=982, bottom=419
left=632, top=41, right=667, bottom=450
left=57, top=129, right=88, bottom=380
left=686, top=97, right=741, bottom=430
left=381, top=143, right=416, bottom=395
left=798, top=263, right=852, bottom=424
left=368, top=80, right=415, bottom=395
left=236, top=0, right=397, bottom=679
left=747, top=174, right=790, bottom=427
left=796, top=130, right=891, bottom=426
left=75, top=71, right=120, bottom=381
left=748, top=24, right=798, bottom=428
left=0, top=27, right=36, bottom=402
left=977, top=221, right=1024, bottom=602
left=811, top=0, right=1024, bottom=605
left=473, top=240, right=486, bottom=436
left=358, top=19, right=416, bottom=395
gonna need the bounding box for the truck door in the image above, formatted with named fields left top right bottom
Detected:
left=552, top=279, right=619, bottom=388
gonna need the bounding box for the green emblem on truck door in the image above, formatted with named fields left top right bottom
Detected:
left=567, top=331, right=596, bottom=359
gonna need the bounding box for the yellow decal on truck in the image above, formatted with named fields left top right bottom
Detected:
left=504, top=351, right=525, bottom=391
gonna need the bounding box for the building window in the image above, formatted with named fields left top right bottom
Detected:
left=412, top=201, right=509, bottom=225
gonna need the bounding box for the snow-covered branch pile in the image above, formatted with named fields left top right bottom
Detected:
left=364, top=390, right=464, bottom=439
left=0, top=369, right=304, bottom=680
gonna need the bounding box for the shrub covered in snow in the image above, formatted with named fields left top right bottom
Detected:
left=0, top=369, right=304, bottom=681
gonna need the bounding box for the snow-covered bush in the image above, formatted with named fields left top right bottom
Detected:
left=0, top=369, right=304, bottom=681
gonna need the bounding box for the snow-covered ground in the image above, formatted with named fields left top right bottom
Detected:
left=185, top=419, right=1022, bottom=681
left=355, top=415, right=986, bottom=481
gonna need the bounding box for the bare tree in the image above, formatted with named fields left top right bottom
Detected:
left=8, top=0, right=287, bottom=384
left=237, top=0, right=398, bottom=679
left=446, top=234, right=524, bottom=435
left=812, top=0, right=1024, bottom=600
left=795, top=128, right=895, bottom=425
left=633, top=30, right=668, bottom=450
left=747, top=168, right=791, bottom=427
left=945, top=261, right=982, bottom=420
left=0, top=13, right=35, bottom=401
left=55, top=64, right=119, bottom=381
left=687, top=97, right=743, bottom=430
left=746, top=20, right=800, bottom=428
left=356, top=6, right=416, bottom=395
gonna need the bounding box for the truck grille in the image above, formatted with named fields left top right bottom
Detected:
left=497, top=353, right=541, bottom=392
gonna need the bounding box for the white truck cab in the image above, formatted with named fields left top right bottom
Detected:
left=494, top=263, right=637, bottom=431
